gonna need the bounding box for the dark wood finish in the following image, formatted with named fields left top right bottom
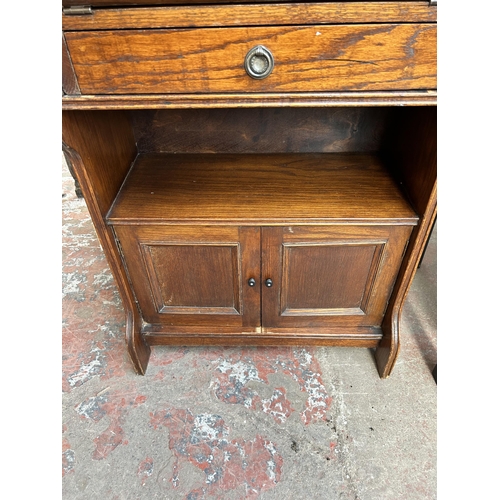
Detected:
left=62, top=2, right=436, bottom=31
left=62, top=111, right=151, bottom=374
left=65, top=24, right=436, bottom=95
left=107, top=153, right=418, bottom=225
left=112, top=225, right=261, bottom=328
left=131, top=108, right=390, bottom=154
left=62, top=91, right=437, bottom=110
left=62, top=0, right=427, bottom=6
left=145, top=332, right=382, bottom=348
left=261, top=225, right=412, bottom=329
left=110, top=221, right=412, bottom=339
left=63, top=151, right=83, bottom=198
left=107, top=152, right=416, bottom=344
left=62, top=33, right=80, bottom=95
left=141, top=322, right=382, bottom=339
left=62, top=1, right=437, bottom=378
left=282, top=243, right=382, bottom=312
left=375, top=106, right=437, bottom=377
left=62, top=111, right=136, bottom=217
left=383, top=107, right=438, bottom=217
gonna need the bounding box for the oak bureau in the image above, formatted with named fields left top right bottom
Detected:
left=62, top=0, right=437, bottom=378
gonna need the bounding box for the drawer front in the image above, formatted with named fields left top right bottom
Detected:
left=65, top=24, right=436, bottom=94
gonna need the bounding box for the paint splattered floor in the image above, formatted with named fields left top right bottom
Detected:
left=62, top=156, right=437, bottom=499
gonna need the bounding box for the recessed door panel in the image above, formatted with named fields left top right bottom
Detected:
left=143, top=243, right=241, bottom=315
left=113, top=225, right=261, bottom=328
left=281, top=242, right=383, bottom=316
left=262, top=225, right=412, bottom=329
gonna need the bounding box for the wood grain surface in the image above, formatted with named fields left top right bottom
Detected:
left=113, top=225, right=262, bottom=327
left=62, top=34, right=80, bottom=95
left=63, top=2, right=436, bottom=31
left=376, top=106, right=437, bottom=377
left=63, top=0, right=426, bottom=7
left=107, top=153, right=418, bottom=225
left=65, top=24, right=436, bottom=94
left=261, top=225, right=413, bottom=328
left=144, top=330, right=382, bottom=347
left=61, top=0, right=437, bottom=377
left=62, top=91, right=438, bottom=110
left=131, top=108, right=391, bottom=154
left=62, top=110, right=151, bottom=374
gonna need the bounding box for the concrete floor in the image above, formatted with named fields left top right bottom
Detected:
left=62, top=156, right=437, bottom=499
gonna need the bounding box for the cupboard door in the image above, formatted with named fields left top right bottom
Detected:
left=113, top=225, right=261, bottom=329
left=261, top=226, right=412, bottom=329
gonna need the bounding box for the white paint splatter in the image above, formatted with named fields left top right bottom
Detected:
left=217, top=360, right=262, bottom=385
left=67, top=346, right=105, bottom=387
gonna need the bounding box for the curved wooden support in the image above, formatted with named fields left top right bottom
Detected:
left=62, top=111, right=151, bottom=374
left=376, top=200, right=436, bottom=378
left=375, top=106, right=437, bottom=378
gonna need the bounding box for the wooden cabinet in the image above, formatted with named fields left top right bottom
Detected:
left=62, top=1, right=437, bottom=378
left=108, top=152, right=415, bottom=340
left=111, top=224, right=412, bottom=333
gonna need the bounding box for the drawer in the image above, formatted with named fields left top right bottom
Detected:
left=65, top=24, right=436, bottom=95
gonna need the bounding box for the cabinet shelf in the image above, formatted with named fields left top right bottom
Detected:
left=107, top=153, right=418, bottom=226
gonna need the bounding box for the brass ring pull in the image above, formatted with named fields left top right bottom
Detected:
left=244, top=45, right=274, bottom=80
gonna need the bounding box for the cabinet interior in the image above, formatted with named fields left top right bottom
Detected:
left=63, top=105, right=435, bottom=347
left=93, top=106, right=436, bottom=225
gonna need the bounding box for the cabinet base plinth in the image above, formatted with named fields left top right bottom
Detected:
left=143, top=330, right=382, bottom=349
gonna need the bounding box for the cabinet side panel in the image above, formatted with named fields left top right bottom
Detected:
left=383, top=107, right=437, bottom=217
left=62, top=33, right=80, bottom=96
left=377, top=106, right=437, bottom=377
left=62, top=110, right=137, bottom=217
left=62, top=111, right=150, bottom=374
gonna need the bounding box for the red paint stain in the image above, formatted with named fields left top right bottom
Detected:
left=75, top=388, right=147, bottom=460
left=205, top=347, right=332, bottom=424
left=62, top=307, right=127, bottom=392
left=150, top=347, right=189, bottom=366
left=93, top=424, right=126, bottom=460
left=93, top=393, right=147, bottom=460
left=150, top=407, right=282, bottom=498
left=62, top=437, right=75, bottom=476
left=261, top=387, right=294, bottom=423
left=327, top=440, right=338, bottom=461
left=138, top=457, right=154, bottom=486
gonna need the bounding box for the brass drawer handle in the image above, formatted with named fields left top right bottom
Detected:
left=244, top=45, right=274, bottom=80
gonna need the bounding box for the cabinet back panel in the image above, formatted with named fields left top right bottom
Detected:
left=131, top=108, right=391, bottom=154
